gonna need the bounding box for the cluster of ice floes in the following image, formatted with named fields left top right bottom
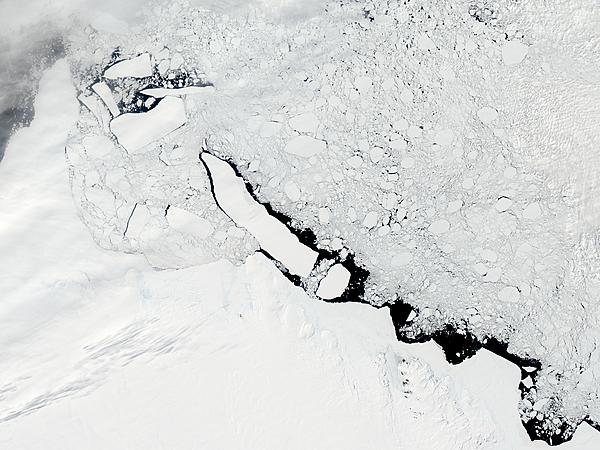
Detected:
left=68, top=50, right=257, bottom=268
left=65, top=0, right=600, bottom=444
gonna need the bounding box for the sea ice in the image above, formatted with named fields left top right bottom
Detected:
left=201, top=152, right=318, bottom=277
left=284, top=135, right=326, bottom=157
left=316, top=263, right=351, bottom=300
left=104, top=53, right=153, bottom=79
left=110, top=96, right=186, bottom=153
left=91, top=82, right=120, bottom=117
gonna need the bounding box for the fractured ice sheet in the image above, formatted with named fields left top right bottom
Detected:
left=7, top=53, right=600, bottom=450
left=65, top=0, right=600, bottom=443
left=77, top=93, right=111, bottom=130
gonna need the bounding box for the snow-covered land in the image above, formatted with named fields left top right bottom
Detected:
left=1, top=0, right=600, bottom=448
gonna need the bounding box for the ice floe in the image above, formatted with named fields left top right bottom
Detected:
left=91, top=82, right=120, bottom=117
left=316, top=263, right=351, bottom=300
left=201, top=152, right=318, bottom=277
left=166, top=206, right=214, bottom=239
left=502, top=40, right=529, bottom=66
left=110, top=96, right=186, bottom=153
left=104, top=53, right=153, bottom=79
left=140, top=86, right=214, bottom=98
left=284, top=135, right=326, bottom=157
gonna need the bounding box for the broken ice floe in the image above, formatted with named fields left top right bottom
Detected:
left=78, top=93, right=111, bottom=130
left=92, top=82, right=120, bottom=117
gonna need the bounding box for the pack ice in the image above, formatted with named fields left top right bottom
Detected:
left=3, top=0, right=600, bottom=447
